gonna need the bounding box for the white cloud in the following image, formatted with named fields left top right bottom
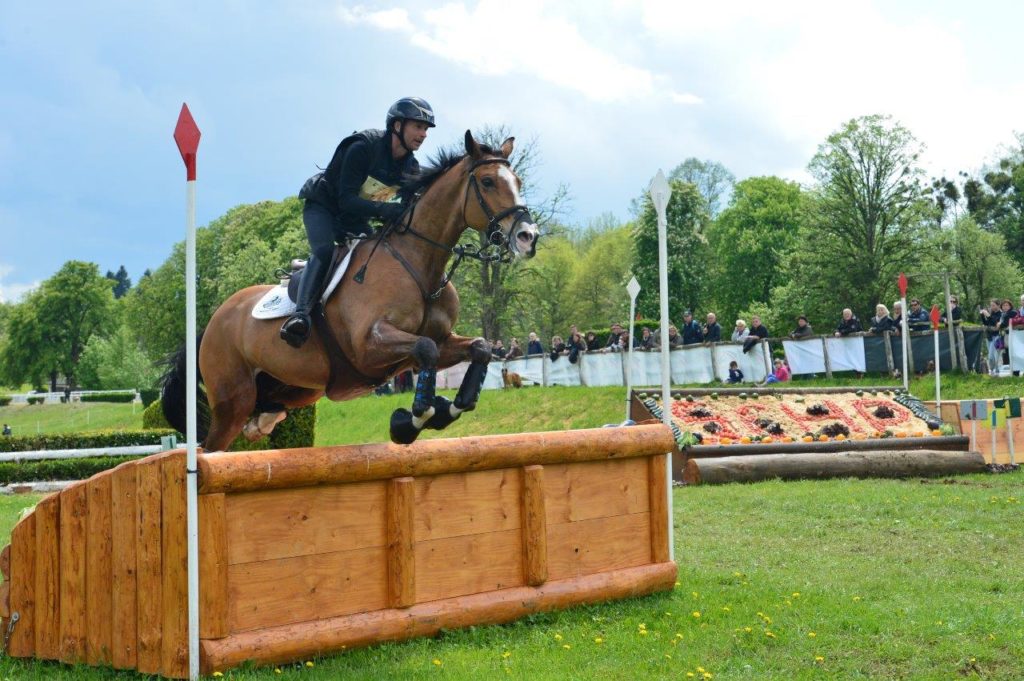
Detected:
left=0, top=265, right=38, bottom=303
left=337, top=1, right=701, bottom=105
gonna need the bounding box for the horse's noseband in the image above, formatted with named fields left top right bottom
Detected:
left=467, top=158, right=533, bottom=252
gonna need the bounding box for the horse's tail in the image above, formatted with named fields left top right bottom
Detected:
left=159, top=331, right=210, bottom=443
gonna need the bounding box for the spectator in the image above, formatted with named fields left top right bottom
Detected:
left=680, top=311, right=703, bottom=345
left=654, top=325, right=683, bottom=349
left=527, top=332, right=543, bottom=355
left=585, top=331, right=602, bottom=352
left=507, top=337, right=524, bottom=359
left=618, top=331, right=636, bottom=350
left=790, top=316, right=813, bottom=339
left=941, top=295, right=962, bottom=326
left=891, top=301, right=904, bottom=334
left=726, top=360, right=744, bottom=384
left=567, top=331, right=586, bottom=364
left=998, top=299, right=1021, bottom=333
left=870, top=304, right=896, bottom=334
left=703, top=313, right=722, bottom=343
left=980, top=299, right=1001, bottom=374
left=637, top=326, right=656, bottom=350
left=2, top=424, right=11, bottom=437
left=906, top=299, right=930, bottom=331
left=492, top=339, right=507, bottom=359
left=835, top=308, right=863, bottom=336
left=743, top=315, right=769, bottom=353
left=605, top=323, right=625, bottom=350
left=731, top=319, right=749, bottom=342
left=1020, top=294, right=1024, bottom=318
left=549, top=335, right=567, bottom=361
left=762, top=358, right=791, bottom=384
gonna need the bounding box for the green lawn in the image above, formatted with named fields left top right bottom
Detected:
left=0, top=402, right=143, bottom=437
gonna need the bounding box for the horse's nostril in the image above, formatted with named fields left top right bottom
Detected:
left=517, top=231, right=533, bottom=243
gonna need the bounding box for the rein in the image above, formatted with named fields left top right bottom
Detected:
left=355, top=156, right=532, bottom=302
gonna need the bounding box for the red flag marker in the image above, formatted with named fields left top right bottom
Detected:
left=174, top=103, right=201, bottom=181
left=930, top=304, right=941, bottom=330
left=898, top=272, right=908, bottom=297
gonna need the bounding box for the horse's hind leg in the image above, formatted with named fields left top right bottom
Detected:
left=202, top=364, right=258, bottom=453
left=242, top=374, right=323, bottom=442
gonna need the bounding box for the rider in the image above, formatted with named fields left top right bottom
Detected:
left=280, top=97, right=436, bottom=348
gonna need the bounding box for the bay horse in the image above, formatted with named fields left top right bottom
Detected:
left=161, top=131, right=538, bottom=451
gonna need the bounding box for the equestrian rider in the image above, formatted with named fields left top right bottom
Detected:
left=280, top=97, right=435, bottom=348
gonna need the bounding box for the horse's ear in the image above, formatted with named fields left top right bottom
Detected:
left=500, top=137, right=515, bottom=158
left=465, top=130, right=483, bottom=159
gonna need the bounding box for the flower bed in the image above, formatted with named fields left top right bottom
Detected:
left=665, top=391, right=937, bottom=445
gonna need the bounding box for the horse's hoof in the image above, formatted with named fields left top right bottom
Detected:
left=425, top=396, right=461, bottom=430
left=390, top=408, right=421, bottom=445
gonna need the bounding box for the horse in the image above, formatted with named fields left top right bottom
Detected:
left=160, top=131, right=539, bottom=451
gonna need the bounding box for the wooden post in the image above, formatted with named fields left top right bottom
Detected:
left=708, top=343, right=719, bottom=380
left=59, top=482, right=87, bottom=663
left=648, top=455, right=670, bottom=564
left=161, top=455, right=189, bottom=678
left=520, top=466, right=548, bottom=586
left=760, top=339, right=772, bottom=379
left=821, top=337, right=833, bottom=379
left=198, top=494, right=229, bottom=638
left=906, top=331, right=917, bottom=376
left=956, top=325, right=969, bottom=374
left=136, top=457, right=163, bottom=675
left=386, top=478, right=416, bottom=608
left=86, top=475, right=113, bottom=665
left=8, top=515, right=36, bottom=657
left=33, top=494, right=60, bottom=659
left=111, top=464, right=138, bottom=669
left=944, top=276, right=958, bottom=371
left=882, top=330, right=895, bottom=375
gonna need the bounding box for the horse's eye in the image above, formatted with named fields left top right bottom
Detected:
left=481, top=177, right=495, bottom=188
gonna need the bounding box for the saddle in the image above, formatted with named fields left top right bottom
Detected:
left=286, top=245, right=350, bottom=304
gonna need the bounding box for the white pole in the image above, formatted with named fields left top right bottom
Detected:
left=901, top=296, right=909, bottom=391
left=174, top=103, right=201, bottom=681
left=626, top=277, right=641, bottom=422
left=933, top=328, right=940, bottom=409
left=649, top=171, right=674, bottom=562
left=1009, top=321, right=1015, bottom=376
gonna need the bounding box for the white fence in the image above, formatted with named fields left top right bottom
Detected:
left=436, top=341, right=773, bottom=390
left=7, top=389, right=140, bottom=405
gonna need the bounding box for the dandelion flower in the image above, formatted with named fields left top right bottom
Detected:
left=692, top=592, right=700, bottom=598
left=639, top=630, right=648, bottom=636
left=815, top=656, right=824, bottom=663
left=305, top=661, right=315, bottom=668
left=697, top=666, right=705, bottom=673
left=792, top=592, right=800, bottom=598
left=722, top=606, right=731, bottom=612
left=852, top=596, right=862, bottom=602
left=692, top=611, right=701, bottom=618
left=563, top=644, right=571, bottom=649
left=765, top=631, right=776, bottom=639
left=433, top=659, right=442, bottom=666
left=212, top=674, right=223, bottom=678
left=502, top=651, right=512, bottom=659
left=744, top=627, right=752, bottom=633
left=686, top=673, right=695, bottom=678
left=554, top=633, right=563, bottom=641
left=703, top=674, right=713, bottom=680
left=675, top=581, right=682, bottom=587
left=808, top=632, right=816, bottom=638
left=594, top=637, right=604, bottom=644
left=274, top=669, right=282, bottom=675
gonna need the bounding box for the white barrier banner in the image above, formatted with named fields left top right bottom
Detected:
left=783, top=338, right=826, bottom=375
left=506, top=356, right=544, bottom=386
left=713, top=342, right=770, bottom=383
left=624, top=351, right=663, bottom=387
left=579, top=351, right=624, bottom=386
left=484, top=362, right=505, bottom=390
left=1009, top=330, right=1024, bottom=370
left=546, top=355, right=583, bottom=386
left=824, top=336, right=866, bottom=372
left=670, top=345, right=715, bottom=384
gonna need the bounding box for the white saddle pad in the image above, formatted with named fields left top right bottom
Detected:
left=251, top=245, right=357, bottom=320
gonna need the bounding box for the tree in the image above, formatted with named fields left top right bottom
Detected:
left=791, top=115, right=932, bottom=320
left=567, top=223, right=633, bottom=329
left=706, top=176, right=803, bottom=325
left=516, top=237, right=578, bottom=342
left=105, top=265, right=132, bottom=299
left=963, top=134, right=1024, bottom=266
left=669, top=158, right=736, bottom=217
left=77, top=323, right=161, bottom=390
left=632, top=180, right=710, bottom=321
left=929, top=216, right=1024, bottom=313
left=0, top=294, right=53, bottom=389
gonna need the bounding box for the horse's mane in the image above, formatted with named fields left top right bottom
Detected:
left=398, top=143, right=502, bottom=201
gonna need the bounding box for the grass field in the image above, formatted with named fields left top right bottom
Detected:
left=1, top=379, right=1023, bottom=678
left=0, top=402, right=143, bottom=437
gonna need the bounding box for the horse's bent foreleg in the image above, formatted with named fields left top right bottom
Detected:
left=420, top=335, right=491, bottom=432
left=366, top=321, right=440, bottom=445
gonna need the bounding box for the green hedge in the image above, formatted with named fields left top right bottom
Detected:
left=81, top=392, right=136, bottom=403
left=139, top=389, right=160, bottom=408
left=0, top=396, right=11, bottom=407
left=0, top=456, right=148, bottom=485
left=0, top=429, right=177, bottom=453
left=27, top=397, right=44, bottom=405
left=145, top=399, right=316, bottom=451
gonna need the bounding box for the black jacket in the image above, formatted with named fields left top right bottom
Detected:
left=703, top=322, right=721, bottom=343
left=681, top=320, right=703, bottom=345
left=299, top=129, right=419, bottom=235
left=835, top=316, right=863, bottom=335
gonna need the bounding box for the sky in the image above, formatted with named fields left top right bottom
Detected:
left=2, top=0, right=1022, bottom=302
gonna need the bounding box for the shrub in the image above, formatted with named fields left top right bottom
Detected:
left=27, top=397, right=45, bottom=405
left=80, top=392, right=136, bottom=403
left=0, top=396, right=11, bottom=406
left=143, top=399, right=316, bottom=450
left=142, top=400, right=172, bottom=430
left=0, top=429, right=177, bottom=453
left=139, top=389, right=160, bottom=408
left=0, top=456, right=147, bottom=485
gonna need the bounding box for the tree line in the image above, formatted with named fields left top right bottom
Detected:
left=2, top=115, right=1022, bottom=391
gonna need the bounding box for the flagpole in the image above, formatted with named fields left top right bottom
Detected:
left=174, top=103, right=201, bottom=681
left=898, top=274, right=909, bottom=391
left=930, top=305, right=941, bottom=409
left=1005, top=396, right=1015, bottom=466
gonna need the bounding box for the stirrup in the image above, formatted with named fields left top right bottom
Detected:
left=280, top=314, right=311, bottom=348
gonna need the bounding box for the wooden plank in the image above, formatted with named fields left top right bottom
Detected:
left=8, top=514, right=36, bottom=657
left=547, top=513, right=652, bottom=581
left=648, top=455, right=670, bottom=564
left=520, top=465, right=547, bottom=587
left=111, top=463, right=138, bottom=669
left=199, top=494, right=228, bottom=639
left=136, top=456, right=163, bottom=675
left=58, top=481, right=87, bottom=663
left=386, top=478, right=415, bottom=608
left=225, top=481, right=386, bottom=564
left=414, top=468, right=521, bottom=541
left=33, top=493, right=60, bottom=659
left=0, top=544, right=9, bottom=579
left=86, top=474, right=113, bottom=666
left=199, top=425, right=677, bottom=493
left=415, top=529, right=523, bottom=603
left=202, top=562, right=679, bottom=675
left=160, top=454, right=189, bottom=678
left=545, top=458, right=649, bottom=525
left=228, top=547, right=387, bottom=633
left=0, top=582, right=8, bottom=618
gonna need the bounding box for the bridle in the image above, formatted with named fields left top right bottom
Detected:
left=355, top=155, right=535, bottom=303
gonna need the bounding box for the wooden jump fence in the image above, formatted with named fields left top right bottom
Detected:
left=0, top=425, right=677, bottom=678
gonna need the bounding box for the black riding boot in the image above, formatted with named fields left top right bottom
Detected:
left=280, top=255, right=330, bottom=348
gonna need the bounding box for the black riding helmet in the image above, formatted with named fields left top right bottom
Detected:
left=386, top=97, right=435, bottom=153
